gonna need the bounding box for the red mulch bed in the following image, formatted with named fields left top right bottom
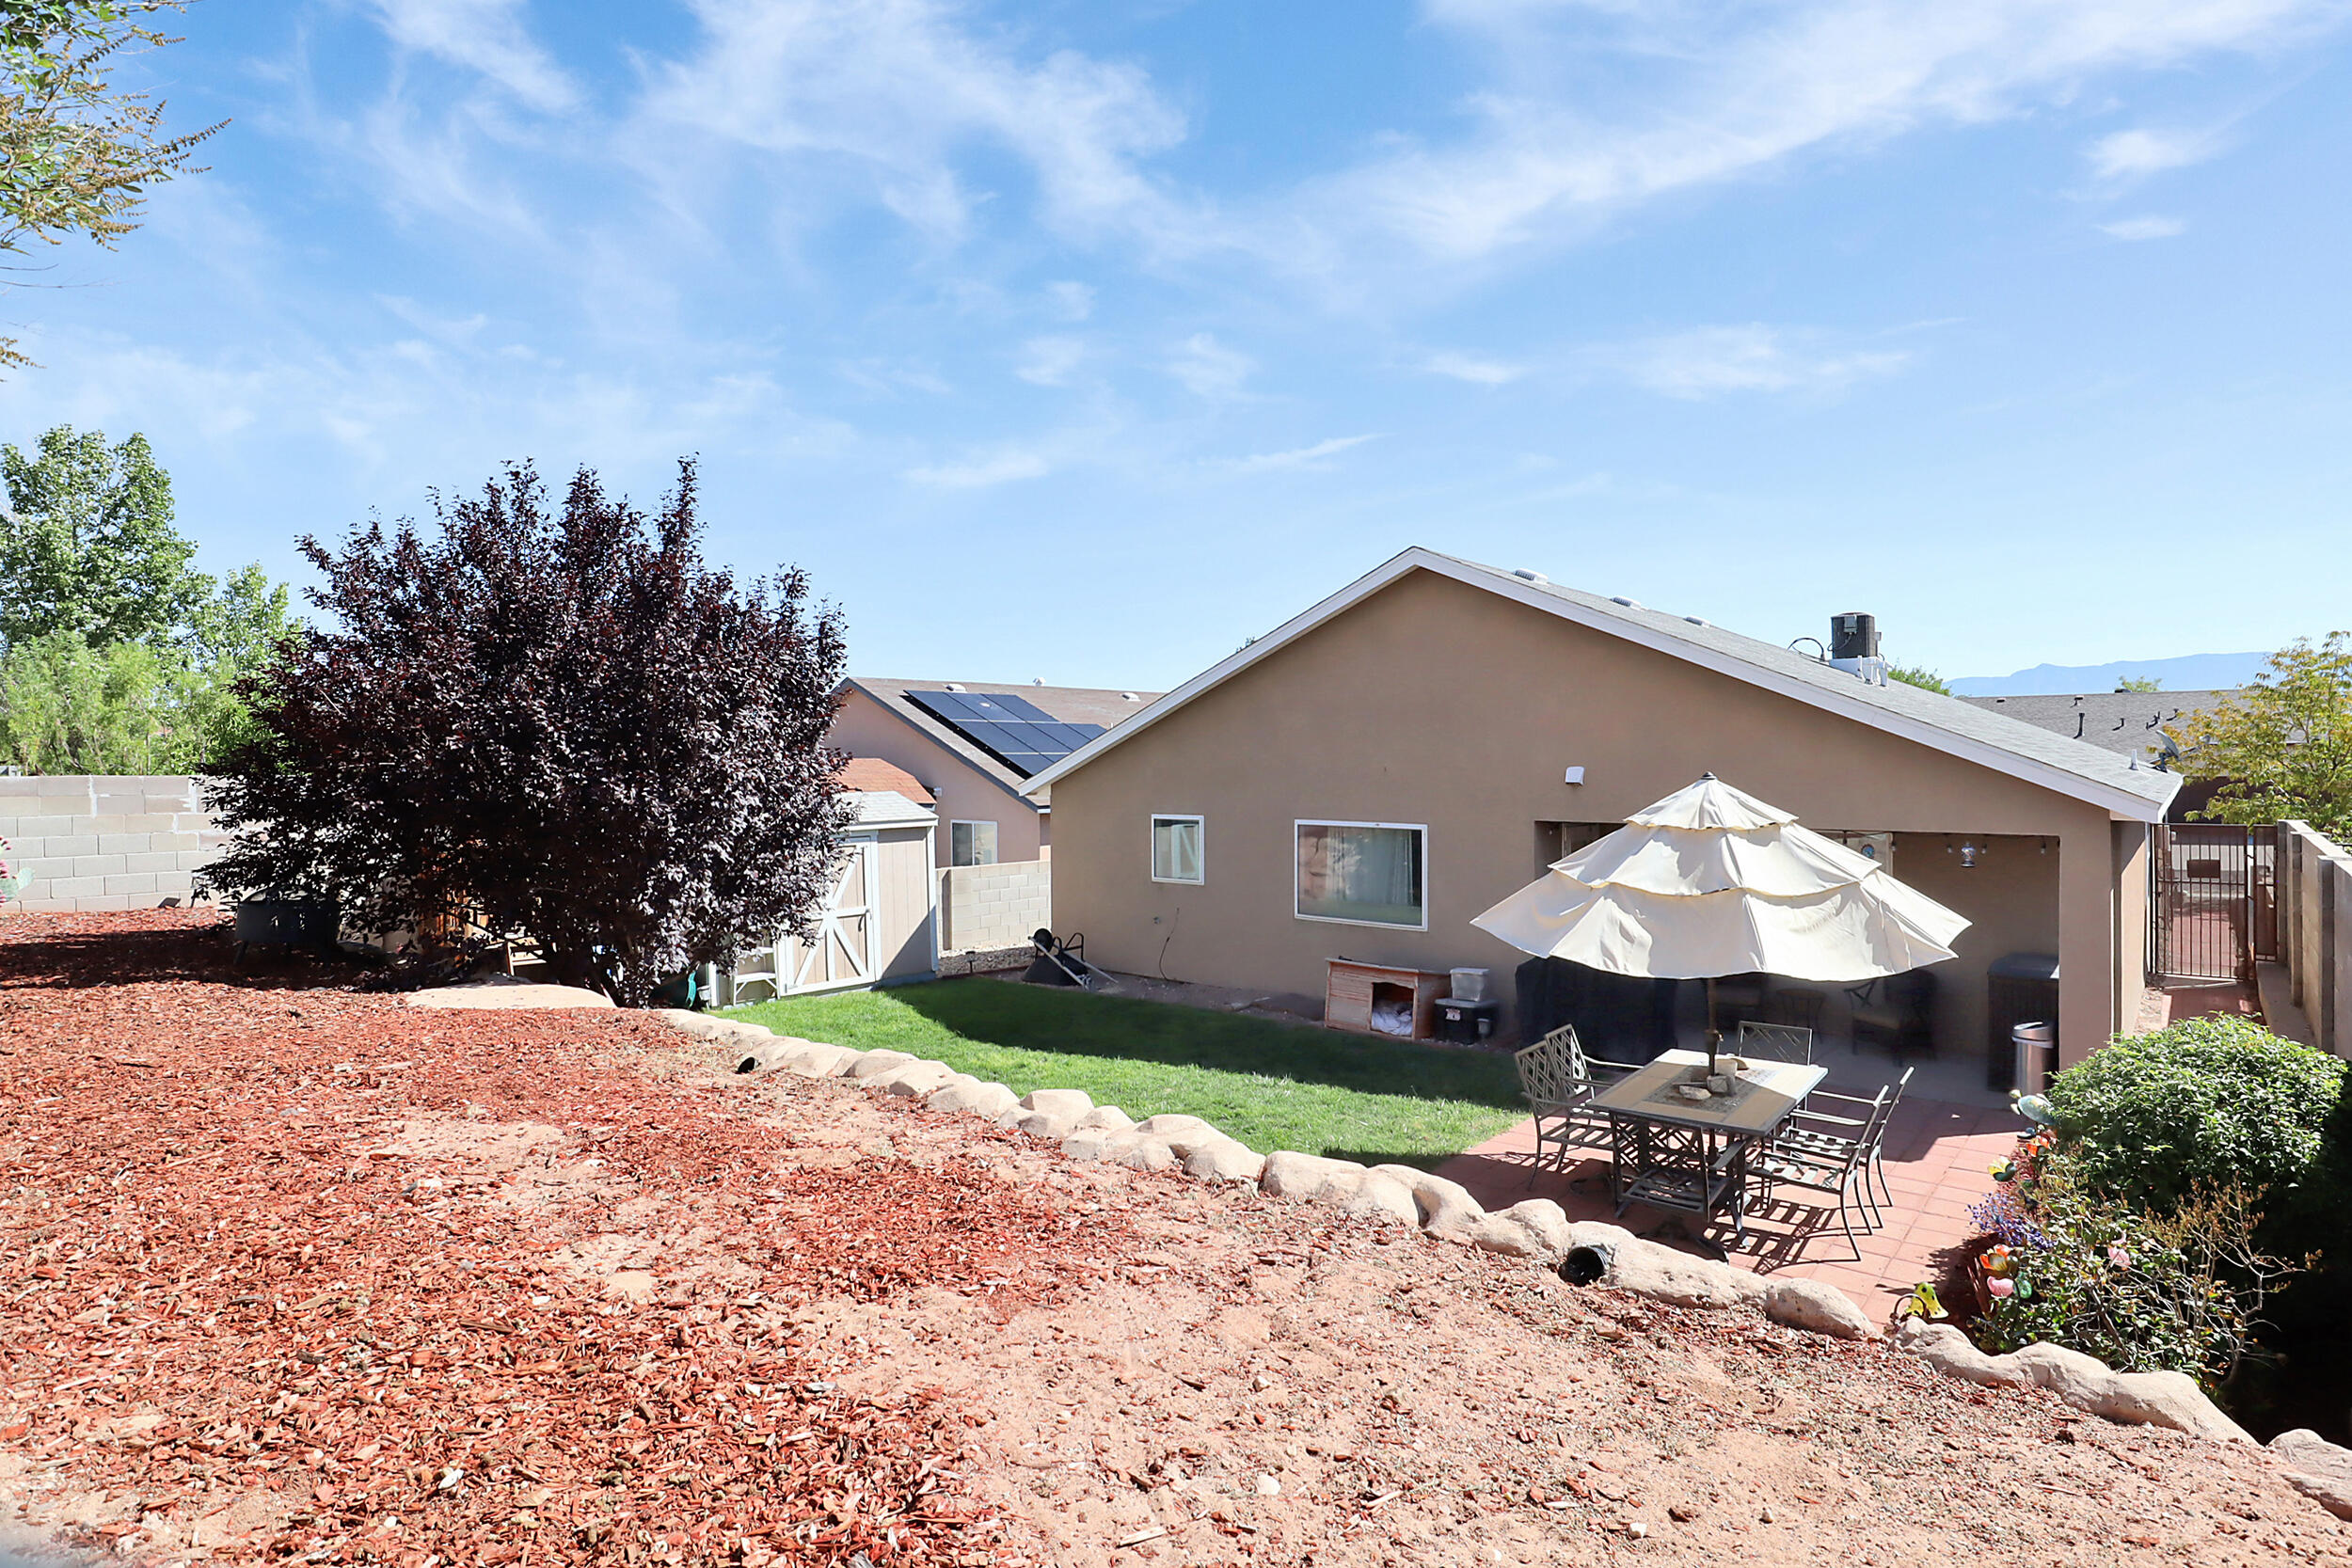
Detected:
left=0, top=911, right=1118, bottom=1565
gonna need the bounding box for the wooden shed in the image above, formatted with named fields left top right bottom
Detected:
left=713, top=791, right=940, bottom=1003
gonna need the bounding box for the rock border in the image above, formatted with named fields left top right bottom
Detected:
left=650, top=1008, right=2272, bottom=1461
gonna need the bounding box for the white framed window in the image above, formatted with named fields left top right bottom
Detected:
left=949, top=820, right=998, bottom=867
left=1151, top=815, right=1204, bottom=883
left=1295, top=820, right=1426, bottom=929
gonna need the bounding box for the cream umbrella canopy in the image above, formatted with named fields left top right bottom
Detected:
left=1473, top=774, right=1968, bottom=1064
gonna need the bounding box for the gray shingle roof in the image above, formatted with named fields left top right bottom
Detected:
left=1019, top=547, right=2184, bottom=820
left=1958, top=690, right=2236, bottom=768
left=840, top=676, right=1164, bottom=806
left=1427, top=552, right=2180, bottom=815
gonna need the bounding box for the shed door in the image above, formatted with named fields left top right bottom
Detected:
left=787, top=836, right=878, bottom=992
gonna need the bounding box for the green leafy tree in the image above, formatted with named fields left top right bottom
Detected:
left=2118, top=675, right=2164, bottom=692
left=2, top=2, right=219, bottom=371
left=0, top=423, right=200, bottom=644
left=1887, top=663, right=1949, bottom=694
left=0, top=422, right=294, bottom=771
left=2169, top=633, right=2352, bottom=839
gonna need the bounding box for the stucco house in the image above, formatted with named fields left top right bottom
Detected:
left=830, top=677, right=1160, bottom=868
left=1023, top=549, right=2180, bottom=1078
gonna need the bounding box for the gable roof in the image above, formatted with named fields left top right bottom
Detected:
left=839, top=676, right=1163, bottom=808
left=1020, top=548, right=2182, bottom=823
left=844, top=789, right=936, bottom=831
left=837, top=755, right=936, bottom=805
left=1959, top=690, right=2235, bottom=770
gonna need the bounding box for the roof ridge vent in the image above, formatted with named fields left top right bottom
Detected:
left=1511, top=568, right=1549, bottom=584
left=1610, top=595, right=1643, bottom=609
left=944, top=682, right=966, bottom=691
left=1120, top=691, right=1140, bottom=702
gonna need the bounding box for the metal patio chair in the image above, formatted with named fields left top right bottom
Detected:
left=1734, top=1020, right=1815, bottom=1065
left=1514, top=1024, right=1641, bottom=1185
left=1772, top=1066, right=1912, bottom=1229
left=1751, top=1081, right=1894, bottom=1259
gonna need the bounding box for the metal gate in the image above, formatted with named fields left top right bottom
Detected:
left=2149, top=823, right=2278, bottom=981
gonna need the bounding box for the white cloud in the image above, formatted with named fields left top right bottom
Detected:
left=1015, top=336, right=1089, bottom=387
left=906, top=446, right=1055, bottom=488
left=1426, top=350, right=1526, bottom=385
left=1601, top=325, right=1910, bottom=400
left=2100, top=214, right=2188, bottom=240
left=632, top=0, right=1200, bottom=251
left=0, top=325, right=850, bottom=486
left=364, top=0, right=579, bottom=113
left=1297, top=0, right=2331, bottom=264
left=2086, top=126, right=2222, bottom=180
left=1215, top=435, right=1380, bottom=474
left=1168, top=333, right=1253, bottom=399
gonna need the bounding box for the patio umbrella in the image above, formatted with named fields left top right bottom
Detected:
left=1472, top=774, right=1968, bottom=1067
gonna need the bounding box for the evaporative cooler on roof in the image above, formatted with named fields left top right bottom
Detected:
left=904, top=689, right=1106, bottom=779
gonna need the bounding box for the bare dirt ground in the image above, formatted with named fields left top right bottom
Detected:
left=2, top=911, right=2347, bottom=1566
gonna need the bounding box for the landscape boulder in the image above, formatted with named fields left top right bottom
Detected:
left=1756, top=1277, right=1878, bottom=1340
left=1466, top=1199, right=1574, bottom=1263
left=927, top=1077, right=1021, bottom=1119
left=846, top=1050, right=918, bottom=1083
left=2271, top=1430, right=2352, bottom=1520
left=1339, top=1170, right=1422, bottom=1226
left=1110, top=1135, right=1180, bottom=1174
left=1183, top=1139, right=1267, bottom=1184
left=1076, top=1105, right=1136, bottom=1132
left=1021, top=1088, right=1095, bottom=1121
left=1134, top=1114, right=1224, bottom=1156
left=775, top=1041, right=857, bottom=1078
left=874, top=1059, right=958, bottom=1098
left=651, top=1008, right=773, bottom=1044
left=1259, top=1151, right=1370, bottom=1204
left=1894, top=1321, right=2250, bottom=1443
left=1369, top=1164, right=1486, bottom=1233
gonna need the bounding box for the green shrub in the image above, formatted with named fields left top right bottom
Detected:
left=2047, top=1015, right=2346, bottom=1215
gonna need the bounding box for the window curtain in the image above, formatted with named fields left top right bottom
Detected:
left=1297, top=824, right=1422, bottom=925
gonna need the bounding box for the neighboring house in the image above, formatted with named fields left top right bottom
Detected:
left=830, top=677, right=1161, bottom=868
left=1959, top=690, right=2238, bottom=821
left=711, top=787, right=940, bottom=1003
left=1025, top=548, right=2180, bottom=1077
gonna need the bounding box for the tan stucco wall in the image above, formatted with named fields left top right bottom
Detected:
left=830, top=690, right=1043, bottom=868
left=1045, top=569, right=2135, bottom=1065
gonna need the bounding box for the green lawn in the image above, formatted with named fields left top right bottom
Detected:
left=724, top=978, right=1527, bottom=1170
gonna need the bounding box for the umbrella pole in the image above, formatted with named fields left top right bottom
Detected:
left=1705, top=976, right=1721, bottom=1076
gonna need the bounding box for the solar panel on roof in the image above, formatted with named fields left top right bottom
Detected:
left=901, top=689, right=1106, bottom=779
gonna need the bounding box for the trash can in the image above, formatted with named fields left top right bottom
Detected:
left=1449, top=967, right=1491, bottom=1004
left=2010, top=1022, right=2057, bottom=1096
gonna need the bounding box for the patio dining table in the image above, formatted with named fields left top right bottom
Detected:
left=1588, top=1047, right=1828, bottom=1242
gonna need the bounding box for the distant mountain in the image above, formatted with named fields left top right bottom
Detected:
left=1950, top=652, right=2272, bottom=697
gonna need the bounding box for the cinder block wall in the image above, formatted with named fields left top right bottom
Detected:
left=0, top=775, right=225, bottom=912
left=2276, top=819, right=2352, bottom=1059
left=938, top=860, right=1051, bottom=954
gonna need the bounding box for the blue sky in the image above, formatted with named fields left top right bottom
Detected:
left=4, top=0, right=2348, bottom=689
